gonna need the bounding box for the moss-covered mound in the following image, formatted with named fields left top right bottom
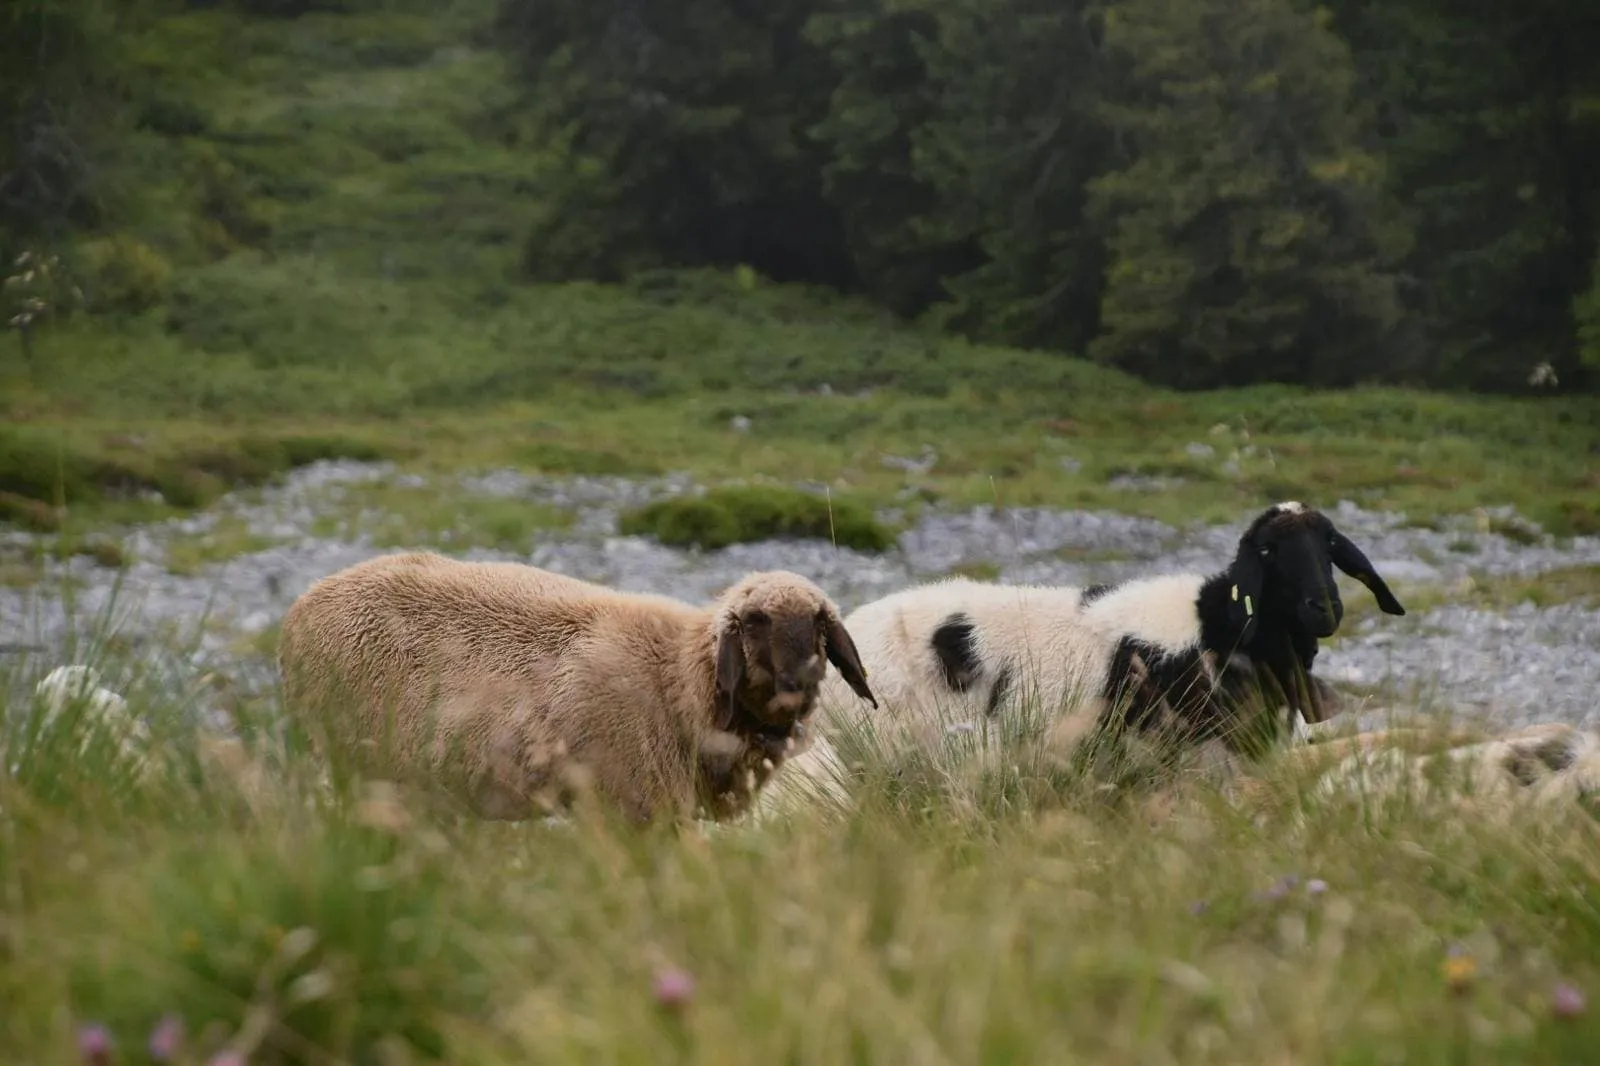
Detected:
left=618, top=485, right=897, bottom=553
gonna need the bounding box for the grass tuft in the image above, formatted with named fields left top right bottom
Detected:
left=619, top=484, right=898, bottom=553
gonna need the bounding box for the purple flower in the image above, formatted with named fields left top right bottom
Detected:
left=148, top=1014, right=184, bottom=1061
left=77, top=1024, right=114, bottom=1065
left=1551, top=982, right=1586, bottom=1019
left=1188, top=899, right=1209, bottom=916
left=653, top=965, right=696, bottom=1010
left=1306, top=879, right=1329, bottom=896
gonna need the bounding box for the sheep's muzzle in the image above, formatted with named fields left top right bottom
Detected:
left=762, top=687, right=818, bottom=722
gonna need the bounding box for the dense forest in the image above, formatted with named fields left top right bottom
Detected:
left=5, top=0, right=1600, bottom=393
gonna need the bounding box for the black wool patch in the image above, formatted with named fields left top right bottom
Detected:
left=930, top=612, right=983, bottom=692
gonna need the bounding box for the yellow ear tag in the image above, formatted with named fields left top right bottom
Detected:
left=1244, top=595, right=1254, bottom=617
left=1231, top=585, right=1239, bottom=601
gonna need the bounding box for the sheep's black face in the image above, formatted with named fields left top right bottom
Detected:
left=1230, top=502, right=1406, bottom=645
left=1256, top=516, right=1345, bottom=638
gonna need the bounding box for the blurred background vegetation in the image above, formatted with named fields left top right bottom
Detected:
left=2, top=0, right=1598, bottom=538
left=7, top=0, right=1600, bottom=391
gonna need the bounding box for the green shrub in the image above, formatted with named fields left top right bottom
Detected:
left=0, top=429, right=161, bottom=522
left=1556, top=499, right=1600, bottom=537
left=134, top=96, right=211, bottom=137
left=0, top=429, right=104, bottom=504
left=619, top=485, right=897, bottom=552
left=188, top=146, right=277, bottom=251
left=78, top=233, right=174, bottom=313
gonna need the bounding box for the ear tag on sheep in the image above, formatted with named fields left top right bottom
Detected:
left=1231, top=585, right=1239, bottom=601
left=1244, top=595, right=1254, bottom=616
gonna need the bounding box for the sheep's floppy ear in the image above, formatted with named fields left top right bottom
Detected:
left=1227, top=537, right=1267, bottom=647
left=821, top=610, right=877, bottom=708
left=714, top=622, right=745, bottom=729
left=1327, top=528, right=1406, bottom=615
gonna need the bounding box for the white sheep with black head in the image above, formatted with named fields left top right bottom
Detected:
left=755, top=501, right=1407, bottom=817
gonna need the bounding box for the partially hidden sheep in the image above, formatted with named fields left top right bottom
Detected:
left=759, top=501, right=1406, bottom=815
left=35, top=664, right=130, bottom=723
left=33, top=664, right=151, bottom=759
left=276, top=551, right=878, bottom=825
left=1236, top=720, right=1600, bottom=823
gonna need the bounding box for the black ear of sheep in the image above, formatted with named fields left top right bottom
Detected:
left=1327, top=527, right=1406, bottom=616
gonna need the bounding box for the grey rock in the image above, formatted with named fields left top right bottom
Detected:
left=3, top=460, right=1598, bottom=736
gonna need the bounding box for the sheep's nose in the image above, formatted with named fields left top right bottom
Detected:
left=1305, top=596, right=1333, bottom=615
left=776, top=674, right=804, bottom=693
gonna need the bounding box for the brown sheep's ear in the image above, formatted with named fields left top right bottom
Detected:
left=714, top=623, right=744, bottom=730
left=822, top=610, right=877, bottom=708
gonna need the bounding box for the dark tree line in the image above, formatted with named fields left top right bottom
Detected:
left=1, top=0, right=128, bottom=245
left=6, top=0, right=1597, bottom=393
left=496, top=0, right=1600, bottom=392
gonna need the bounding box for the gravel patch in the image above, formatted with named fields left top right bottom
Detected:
left=3, top=461, right=1597, bottom=732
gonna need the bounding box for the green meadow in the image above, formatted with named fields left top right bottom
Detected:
left=1, top=2, right=1597, bottom=1062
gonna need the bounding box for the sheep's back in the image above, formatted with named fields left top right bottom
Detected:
left=814, top=579, right=1113, bottom=745
left=277, top=552, right=698, bottom=779
left=1078, top=573, right=1207, bottom=654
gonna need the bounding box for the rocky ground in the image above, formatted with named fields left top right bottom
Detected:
left=3, top=460, right=1598, bottom=734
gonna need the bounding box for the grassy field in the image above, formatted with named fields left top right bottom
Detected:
left=1, top=644, right=1597, bottom=1065
left=2, top=3, right=1598, bottom=1062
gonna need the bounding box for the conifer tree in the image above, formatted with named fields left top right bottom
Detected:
left=1088, top=0, right=1410, bottom=387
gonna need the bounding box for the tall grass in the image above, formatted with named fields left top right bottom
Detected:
left=2, top=604, right=1596, bottom=1065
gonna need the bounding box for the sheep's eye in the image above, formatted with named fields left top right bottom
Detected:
left=1258, top=545, right=1273, bottom=558
left=744, top=609, right=770, bottom=627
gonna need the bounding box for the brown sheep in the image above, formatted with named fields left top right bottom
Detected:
left=276, top=551, right=877, bottom=825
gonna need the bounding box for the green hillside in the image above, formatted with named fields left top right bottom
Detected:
left=2, top=0, right=1597, bottom=540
